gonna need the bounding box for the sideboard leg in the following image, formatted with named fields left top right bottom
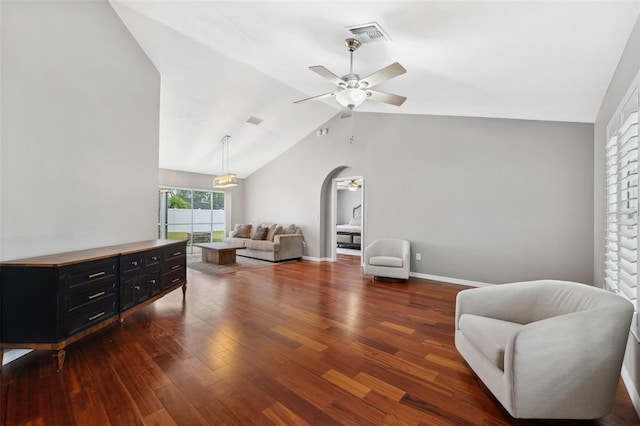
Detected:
left=53, top=349, right=66, bottom=372
left=182, top=284, right=187, bottom=297
left=0, top=348, right=4, bottom=370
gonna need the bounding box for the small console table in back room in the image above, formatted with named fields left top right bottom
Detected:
left=0, top=239, right=187, bottom=371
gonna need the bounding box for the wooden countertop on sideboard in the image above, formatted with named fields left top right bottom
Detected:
left=0, top=239, right=187, bottom=267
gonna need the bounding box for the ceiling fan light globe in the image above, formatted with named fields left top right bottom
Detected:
left=336, top=88, right=367, bottom=108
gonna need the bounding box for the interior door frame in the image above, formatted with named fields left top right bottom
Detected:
left=330, top=175, right=364, bottom=264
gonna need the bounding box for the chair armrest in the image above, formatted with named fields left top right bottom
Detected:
left=402, top=242, right=410, bottom=268
left=274, top=234, right=303, bottom=247
left=504, top=307, right=632, bottom=418
left=273, top=234, right=303, bottom=257
left=364, top=240, right=382, bottom=259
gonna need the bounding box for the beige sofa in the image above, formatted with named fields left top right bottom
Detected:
left=224, top=222, right=303, bottom=262
left=455, top=280, right=633, bottom=419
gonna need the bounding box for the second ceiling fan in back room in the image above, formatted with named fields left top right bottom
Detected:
left=294, top=37, right=407, bottom=119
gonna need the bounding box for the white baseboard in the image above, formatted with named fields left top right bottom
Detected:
left=302, top=256, right=326, bottom=262
left=622, top=364, right=640, bottom=419
left=302, top=258, right=492, bottom=287
left=409, top=272, right=492, bottom=288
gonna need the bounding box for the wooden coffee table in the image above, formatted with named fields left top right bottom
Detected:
left=194, top=243, right=245, bottom=265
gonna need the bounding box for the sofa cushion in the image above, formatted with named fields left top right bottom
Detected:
left=223, top=237, right=248, bottom=247
left=369, top=256, right=403, bottom=268
left=245, top=239, right=278, bottom=252
left=236, top=224, right=252, bottom=239
left=458, top=314, right=522, bottom=370
left=252, top=225, right=269, bottom=240
left=267, top=224, right=282, bottom=241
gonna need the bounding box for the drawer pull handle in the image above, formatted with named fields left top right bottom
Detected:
left=151, top=256, right=158, bottom=261
left=150, top=279, right=156, bottom=284
left=135, top=285, right=141, bottom=290
left=171, top=278, right=181, bottom=284
left=172, top=251, right=182, bottom=256
left=131, top=261, right=139, bottom=266
left=171, top=265, right=180, bottom=270
left=88, top=312, right=105, bottom=321
left=88, top=291, right=105, bottom=300
left=88, top=271, right=106, bottom=279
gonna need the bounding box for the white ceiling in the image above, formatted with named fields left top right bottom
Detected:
left=110, top=1, right=640, bottom=178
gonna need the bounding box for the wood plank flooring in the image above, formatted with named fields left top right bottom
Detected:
left=1, top=255, right=638, bottom=425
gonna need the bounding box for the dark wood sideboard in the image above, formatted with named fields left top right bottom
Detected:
left=0, top=239, right=187, bottom=370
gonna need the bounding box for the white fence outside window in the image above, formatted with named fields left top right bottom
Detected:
left=167, top=209, right=225, bottom=233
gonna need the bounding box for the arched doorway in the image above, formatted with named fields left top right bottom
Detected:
left=332, top=176, right=364, bottom=260
left=318, top=166, right=365, bottom=263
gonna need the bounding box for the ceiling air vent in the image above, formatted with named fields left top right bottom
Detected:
left=345, top=21, right=391, bottom=43
left=246, top=116, right=263, bottom=126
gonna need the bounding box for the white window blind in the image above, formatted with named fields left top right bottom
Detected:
left=605, top=77, right=639, bottom=327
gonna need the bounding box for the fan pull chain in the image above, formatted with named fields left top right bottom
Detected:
left=350, top=110, right=355, bottom=144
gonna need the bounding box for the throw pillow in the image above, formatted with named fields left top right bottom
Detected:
left=236, top=224, right=252, bottom=239
left=281, top=224, right=296, bottom=235
left=267, top=224, right=282, bottom=241
left=252, top=225, right=269, bottom=240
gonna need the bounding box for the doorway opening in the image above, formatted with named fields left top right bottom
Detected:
left=331, top=176, right=364, bottom=261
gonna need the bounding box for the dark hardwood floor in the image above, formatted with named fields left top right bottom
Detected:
left=1, top=255, right=638, bottom=425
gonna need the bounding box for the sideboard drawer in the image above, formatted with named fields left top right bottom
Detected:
left=163, top=257, right=184, bottom=274
left=121, top=253, right=144, bottom=274
left=163, top=268, right=186, bottom=290
left=164, top=246, right=185, bottom=262
left=144, top=250, right=163, bottom=268
left=60, top=258, right=118, bottom=290
left=66, top=297, right=117, bottom=336
left=64, top=280, right=117, bottom=315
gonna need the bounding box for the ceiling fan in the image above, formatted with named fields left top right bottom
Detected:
left=294, top=38, right=407, bottom=118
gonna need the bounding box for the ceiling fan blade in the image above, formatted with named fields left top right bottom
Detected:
left=359, top=62, right=406, bottom=89
left=294, top=91, right=336, bottom=104
left=340, top=107, right=353, bottom=119
left=309, top=66, right=345, bottom=87
left=366, top=90, right=407, bottom=106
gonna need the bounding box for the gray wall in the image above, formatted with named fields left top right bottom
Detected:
left=594, top=15, right=640, bottom=413
left=158, top=168, right=245, bottom=234
left=337, top=188, right=362, bottom=225
left=245, top=113, right=594, bottom=285
left=0, top=1, right=160, bottom=260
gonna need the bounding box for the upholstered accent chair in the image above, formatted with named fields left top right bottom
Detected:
left=363, top=239, right=410, bottom=280
left=455, top=280, right=634, bottom=419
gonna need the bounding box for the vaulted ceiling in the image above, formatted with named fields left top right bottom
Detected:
left=110, top=1, right=640, bottom=178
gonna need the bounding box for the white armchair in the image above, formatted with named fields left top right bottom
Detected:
left=455, top=280, right=634, bottom=419
left=363, top=239, right=410, bottom=280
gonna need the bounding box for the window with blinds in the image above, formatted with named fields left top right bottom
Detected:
left=605, top=77, right=639, bottom=335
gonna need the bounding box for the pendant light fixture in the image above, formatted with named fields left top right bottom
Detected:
left=213, top=135, right=238, bottom=188
left=347, top=180, right=359, bottom=191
